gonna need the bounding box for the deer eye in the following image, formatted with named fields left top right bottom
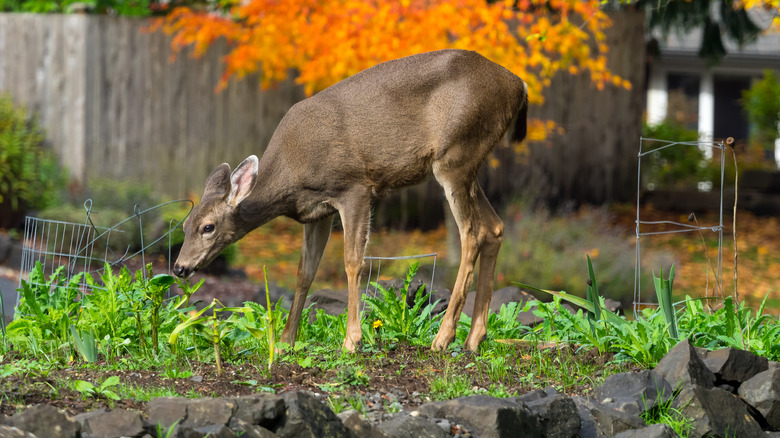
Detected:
left=203, top=224, right=215, bottom=233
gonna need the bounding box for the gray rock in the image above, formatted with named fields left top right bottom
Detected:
left=594, top=370, right=674, bottom=416
left=305, top=289, right=348, bottom=319
left=701, top=347, right=769, bottom=384
left=230, top=394, right=285, bottom=430
left=524, top=393, right=580, bottom=437
left=572, top=396, right=646, bottom=438
left=225, top=419, right=278, bottom=438
left=6, top=404, right=80, bottom=438
left=182, top=398, right=237, bottom=429
left=0, top=425, right=38, bottom=438
left=375, top=413, right=449, bottom=438
left=738, top=367, right=780, bottom=429
left=74, top=408, right=145, bottom=438
left=673, top=385, right=764, bottom=438
left=611, top=423, right=679, bottom=438
left=147, top=397, right=188, bottom=431
left=654, top=340, right=715, bottom=389
left=191, top=424, right=236, bottom=438
left=275, top=391, right=355, bottom=438
left=337, top=410, right=390, bottom=438
left=418, top=395, right=538, bottom=438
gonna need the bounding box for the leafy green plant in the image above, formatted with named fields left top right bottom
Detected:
left=8, top=262, right=87, bottom=358
left=74, top=376, right=121, bottom=400
left=364, top=262, right=442, bottom=345
left=0, top=93, right=66, bottom=224
left=742, top=69, right=780, bottom=158
left=70, top=326, right=98, bottom=363
left=641, top=120, right=706, bottom=190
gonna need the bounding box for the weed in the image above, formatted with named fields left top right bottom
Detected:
left=74, top=376, right=121, bottom=401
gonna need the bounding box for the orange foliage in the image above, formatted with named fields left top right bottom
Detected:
left=155, top=0, right=628, bottom=108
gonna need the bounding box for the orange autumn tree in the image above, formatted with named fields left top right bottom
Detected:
left=156, top=0, right=629, bottom=141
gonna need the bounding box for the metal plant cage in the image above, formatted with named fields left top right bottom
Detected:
left=633, top=137, right=728, bottom=316
left=16, top=199, right=193, bottom=305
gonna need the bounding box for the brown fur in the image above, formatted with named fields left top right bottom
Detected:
left=174, top=49, right=528, bottom=352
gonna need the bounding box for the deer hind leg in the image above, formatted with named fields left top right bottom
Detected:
left=335, top=190, right=372, bottom=352
left=465, top=186, right=503, bottom=352
left=432, top=173, right=499, bottom=352
left=280, top=216, right=334, bottom=348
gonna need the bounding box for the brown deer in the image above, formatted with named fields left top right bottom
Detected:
left=173, top=49, right=528, bottom=353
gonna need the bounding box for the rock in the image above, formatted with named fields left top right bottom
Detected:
left=0, top=425, right=38, bottom=438
left=701, top=347, right=769, bottom=384
left=654, top=340, right=715, bottom=389
left=375, top=413, right=449, bottom=438
left=305, top=289, right=348, bottom=319
left=190, top=424, right=237, bottom=438
left=337, top=410, right=390, bottom=438
left=523, top=393, right=581, bottom=437
left=418, top=395, right=538, bottom=438
left=226, top=419, right=278, bottom=438
left=147, top=397, right=188, bottom=432
left=6, top=404, right=80, bottom=438
left=182, top=398, right=237, bottom=429
left=738, top=367, right=780, bottom=429
left=673, top=385, right=764, bottom=438
left=572, top=396, right=646, bottom=438
left=611, top=423, right=678, bottom=438
left=593, top=370, right=673, bottom=416
left=230, top=394, right=285, bottom=430
left=74, top=408, right=145, bottom=438
left=275, top=391, right=355, bottom=438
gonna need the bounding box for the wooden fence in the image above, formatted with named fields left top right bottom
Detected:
left=0, top=11, right=644, bottom=207
left=0, top=14, right=303, bottom=199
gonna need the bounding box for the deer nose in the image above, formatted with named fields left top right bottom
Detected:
left=173, top=264, right=190, bottom=278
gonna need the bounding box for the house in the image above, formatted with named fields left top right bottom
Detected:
left=645, top=10, right=780, bottom=159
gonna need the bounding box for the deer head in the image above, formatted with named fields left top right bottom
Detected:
left=173, top=155, right=259, bottom=278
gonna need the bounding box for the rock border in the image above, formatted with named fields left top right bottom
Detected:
left=4, top=340, right=780, bottom=437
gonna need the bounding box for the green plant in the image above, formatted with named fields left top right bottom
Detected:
left=429, top=373, right=473, bottom=401
left=74, top=376, right=121, bottom=400
left=742, top=69, right=780, bottom=156
left=364, top=263, right=442, bottom=345
left=0, top=93, right=66, bottom=222
left=641, top=120, right=706, bottom=190
left=335, top=365, right=370, bottom=387
left=8, top=262, right=87, bottom=358
left=641, top=391, right=695, bottom=438
left=70, top=326, right=98, bottom=363
left=654, top=266, right=679, bottom=340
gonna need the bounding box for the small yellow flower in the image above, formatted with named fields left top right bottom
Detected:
left=372, top=320, right=383, bottom=329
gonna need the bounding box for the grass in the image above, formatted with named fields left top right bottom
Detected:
left=4, top=200, right=780, bottom=436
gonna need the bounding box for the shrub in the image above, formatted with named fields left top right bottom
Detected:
left=742, top=69, right=780, bottom=158
left=0, top=93, right=66, bottom=226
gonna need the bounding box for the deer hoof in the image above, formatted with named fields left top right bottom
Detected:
left=342, top=336, right=362, bottom=353
left=431, top=332, right=455, bottom=352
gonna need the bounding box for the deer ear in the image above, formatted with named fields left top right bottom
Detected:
left=228, top=155, right=259, bottom=207
left=203, top=163, right=232, bottom=200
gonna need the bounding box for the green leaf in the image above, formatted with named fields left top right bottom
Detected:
left=100, top=375, right=121, bottom=389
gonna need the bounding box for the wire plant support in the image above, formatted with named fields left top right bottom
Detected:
left=17, top=198, right=193, bottom=306
left=634, top=137, right=727, bottom=317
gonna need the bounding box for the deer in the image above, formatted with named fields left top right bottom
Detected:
left=173, top=49, right=528, bottom=353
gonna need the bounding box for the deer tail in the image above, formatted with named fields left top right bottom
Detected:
left=511, top=80, right=529, bottom=144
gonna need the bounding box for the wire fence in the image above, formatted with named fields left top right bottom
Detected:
left=17, top=199, right=192, bottom=305
left=633, top=137, right=727, bottom=316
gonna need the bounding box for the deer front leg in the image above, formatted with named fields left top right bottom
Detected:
left=336, top=192, right=372, bottom=353
left=280, top=216, right=333, bottom=348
